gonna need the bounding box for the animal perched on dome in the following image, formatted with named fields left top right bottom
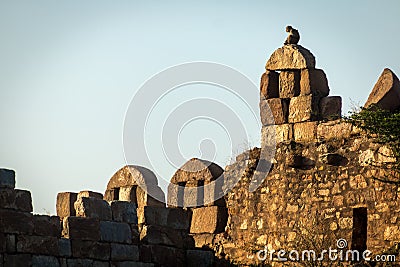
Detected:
left=284, top=25, right=300, bottom=45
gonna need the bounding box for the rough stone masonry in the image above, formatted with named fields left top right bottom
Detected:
left=1, top=29, right=400, bottom=267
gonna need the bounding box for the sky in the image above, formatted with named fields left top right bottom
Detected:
left=0, top=1, right=399, bottom=214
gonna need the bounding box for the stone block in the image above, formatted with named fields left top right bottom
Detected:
left=136, top=185, right=165, bottom=208
left=59, top=238, right=71, bottom=257
left=186, top=250, right=214, bottom=267
left=119, top=186, right=137, bottom=202
left=111, top=243, right=139, bottom=261
left=56, top=192, right=77, bottom=218
left=279, top=70, right=300, bottom=98
left=71, top=240, right=110, bottom=261
left=191, top=233, right=214, bottom=248
left=104, top=188, right=119, bottom=202
left=16, top=235, right=59, bottom=255
left=294, top=121, right=318, bottom=142
left=0, top=233, right=5, bottom=253
left=140, top=245, right=185, bottom=267
left=137, top=206, right=168, bottom=226
left=107, top=165, right=159, bottom=190
left=261, top=124, right=293, bottom=146
left=364, top=68, right=400, bottom=111
left=317, top=120, right=353, bottom=140
left=93, top=262, right=109, bottom=267
left=204, top=179, right=225, bottom=207
left=265, top=45, right=316, bottom=70
left=167, top=208, right=192, bottom=230
left=113, top=263, right=155, bottom=267
left=78, top=190, right=103, bottom=199
left=100, top=221, right=132, bottom=244
left=111, top=201, right=138, bottom=224
left=0, top=209, right=33, bottom=234
left=300, top=69, right=330, bottom=97
left=288, top=95, right=319, bottom=123
left=183, top=182, right=201, bottom=207
left=66, top=259, right=93, bottom=267
left=140, top=225, right=193, bottom=249
left=33, top=215, right=61, bottom=237
left=0, top=169, right=15, bottom=189
left=74, top=197, right=112, bottom=221
left=190, top=206, right=228, bottom=234
left=5, top=234, right=15, bottom=253
left=4, top=254, right=32, bottom=267
left=260, top=70, right=279, bottom=99
left=320, top=96, right=342, bottom=120
left=0, top=188, right=32, bottom=212
left=32, top=255, right=60, bottom=267
left=62, top=216, right=100, bottom=241
left=260, top=98, right=289, bottom=125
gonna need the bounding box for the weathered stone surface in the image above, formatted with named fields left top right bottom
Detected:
left=62, top=217, right=100, bottom=241
left=59, top=238, right=71, bottom=257
left=0, top=233, right=5, bottom=252
left=293, top=121, right=318, bottom=142
left=186, top=250, right=214, bottom=267
left=113, top=263, right=155, bottom=267
left=140, top=245, right=185, bottom=267
left=111, top=201, right=138, bottom=224
left=119, top=186, right=137, bottom=203
left=6, top=234, right=15, bottom=253
left=100, top=221, right=132, bottom=244
left=16, top=235, right=59, bottom=255
left=78, top=190, right=103, bottom=200
left=260, top=70, right=279, bottom=99
left=0, top=189, right=32, bottom=212
left=265, top=44, right=316, bottom=71
left=279, top=71, right=300, bottom=98
left=140, top=225, right=193, bottom=249
left=170, top=158, right=224, bottom=184
left=137, top=206, right=168, bottom=226
left=203, top=179, right=226, bottom=207
left=110, top=243, right=139, bottom=261
left=262, top=124, right=293, bottom=146
left=190, top=206, right=228, bottom=234
left=320, top=96, right=342, bottom=120
left=4, top=254, right=32, bottom=267
left=317, top=120, right=353, bottom=140
left=56, top=192, right=77, bottom=218
left=66, top=259, right=93, bottom=267
left=0, top=169, right=15, bottom=189
left=104, top=189, right=119, bottom=202
left=0, top=210, right=33, bottom=234
left=260, top=98, right=289, bottom=125
left=32, top=255, right=60, bottom=267
left=288, top=94, right=319, bottom=123
left=300, top=69, right=329, bottom=97
left=364, top=68, right=400, bottom=111
left=167, top=208, right=192, bottom=231
left=33, top=215, right=61, bottom=237
left=191, top=233, right=214, bottom=248
left=136, top=185, right=165, bottom=208
left=74, top=197, right=112, bottom=221
left=107, top=165, right=159, bottom=190
left=71, top=240, right=110, bottom=261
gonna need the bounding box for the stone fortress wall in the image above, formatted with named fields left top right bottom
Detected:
left=1, top=37, right=400, bottom=267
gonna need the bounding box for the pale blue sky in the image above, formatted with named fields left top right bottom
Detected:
left=0, top=1, right=399, bottom=214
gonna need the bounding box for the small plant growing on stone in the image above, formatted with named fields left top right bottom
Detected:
left=346, top=105, right=400, bottom=184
